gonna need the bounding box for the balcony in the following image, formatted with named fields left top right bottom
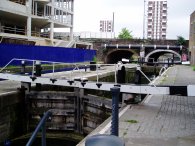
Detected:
left=0, top=0, right=27, bottom=16
left=162, top=18, right=167, bottom=22
left=34, top=0, right=50, bottom=4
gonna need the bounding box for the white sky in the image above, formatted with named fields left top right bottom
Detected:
left=74, top=0, right=195, bottom=39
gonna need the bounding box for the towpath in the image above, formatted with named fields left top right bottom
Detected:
left=77, top=65, right=195, bottom=146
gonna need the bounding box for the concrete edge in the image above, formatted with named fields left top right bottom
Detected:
left=76, top=105, right=131, bottom=146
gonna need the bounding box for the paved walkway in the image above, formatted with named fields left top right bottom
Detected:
left=77, top=65, right=195, bottom=146
left=155, top=65, right=195, bottom=86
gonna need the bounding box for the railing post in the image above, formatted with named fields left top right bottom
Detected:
left=42, top=123, right=46, bottom=146
left=110, top=87, right=120, bottom=136
left=32, top=61, right=35, bottom=77
left=96, top=64, right=99, bottom=83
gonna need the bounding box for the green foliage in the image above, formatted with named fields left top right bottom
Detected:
left=118, top=28, right=133, bottom=39
left=130, top=55, right=139, bottom=61
left=93, top=56, right=97, bottom=62
left=176, top=36, right=186, bottom=46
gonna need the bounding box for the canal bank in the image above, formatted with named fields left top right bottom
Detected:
left=77, top=65, right=195, bottom=146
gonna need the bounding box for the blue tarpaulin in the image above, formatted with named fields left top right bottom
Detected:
left=0, top=44, right=96, bottom=67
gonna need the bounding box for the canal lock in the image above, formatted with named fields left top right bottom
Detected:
left=0, top=65, right=160, bottom=145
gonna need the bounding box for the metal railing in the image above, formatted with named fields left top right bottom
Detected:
left=0, top=25, right=50, bottom=38
left=31, top=31, right=50, bottom=38
left=159, top=66, right=167, bottom=76
left=74, top=32, right=116, bottom=39
left=0, top=58, right=138, bottom=85
left=0, top=26, right=26, bottom=35
left=0, top=58, right=161, bottom=86
left=0, top=58, right=166, bottom=96
left=26, top=110, right=52, bottom=146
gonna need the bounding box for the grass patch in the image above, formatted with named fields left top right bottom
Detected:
left=193, top=66, right=195, bottom=71
left=125, top=119, right=138, bottom=124
left=123, top=131, right=127, bottom=136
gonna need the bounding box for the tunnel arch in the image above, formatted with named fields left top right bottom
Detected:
left=105, top=49, right=138, bottom=64
left=145, top=49, right=181, bottom=62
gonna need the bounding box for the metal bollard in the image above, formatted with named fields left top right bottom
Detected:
left=167, top=58, right=170, bottom=67
left=134, top=66, right=141, bottom=84
left=35, top=61, right=42, bottom=90
left=117, top=63, right=125, bottom=102
left=35, top=61, right=42, bottom=76
left=110, top=87, right=120, bottom=136
left=154, top=63, right=157, bottom=76
left=21, top=60, right=26, bottom=74
left=4, top=140, right=11, bottom=146
left=117, top=65, right=126, bottom=84
left=85, top=134, right=125, bottom=146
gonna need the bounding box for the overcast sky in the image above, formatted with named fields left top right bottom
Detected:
left=74, top=0, right=195, bottom=39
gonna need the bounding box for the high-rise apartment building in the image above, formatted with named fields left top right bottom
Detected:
left=147, top=0, right=167, bottom=40
left=189, top=11, right=195, bottom=65
left=100, top=20, right=113, bottom=32
left=0, top=0, right=74, bottom=46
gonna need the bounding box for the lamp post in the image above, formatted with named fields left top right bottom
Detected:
left=143, top=0, right=146, bottom=40
left=112, top=12, right=115, bottom=38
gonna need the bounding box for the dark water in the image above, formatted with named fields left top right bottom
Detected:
left=10, top=138, right=78, bottom=146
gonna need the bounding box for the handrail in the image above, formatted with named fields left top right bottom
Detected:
left=0, top=58, right=16, bottom=72
left=0, top=25, right=49, bottom=38
left=66, top=39, right=75, bottom=47
left=1, top=26, right=26, bottom=34
left=0, top=58, right=138, bottom=84
left=136, top=66, right=157, bottom=88
left=159, top=66, right=167, bottom=76
left=26, top=110, right=52, bottom=146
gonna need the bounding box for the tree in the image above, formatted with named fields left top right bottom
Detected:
left=118, top=28, right=133, bottom=39
left=176, top=36, right=186, bottom=46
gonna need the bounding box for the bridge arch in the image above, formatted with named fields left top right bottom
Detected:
left=105, top=49, right=139, bottom=64
left=145, top=49, right=181, bottom=62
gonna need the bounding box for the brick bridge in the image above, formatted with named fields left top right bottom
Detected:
left=80, top=38, right=189, bottom=64
left=103, top=44, right=186, bottom=64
